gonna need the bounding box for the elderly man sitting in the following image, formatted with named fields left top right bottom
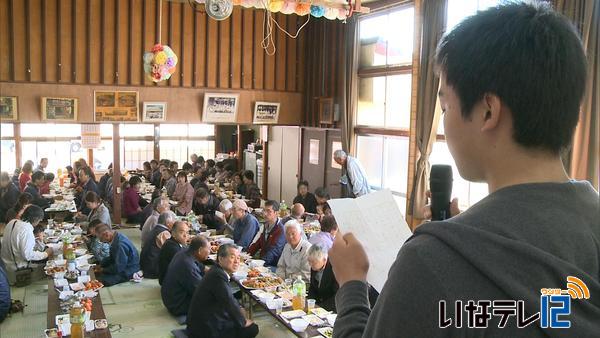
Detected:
left=186, top=243, right=258, bottom=338
left=282, top=203, right=305, bottom=225
left=217, top=199, right=236, bottom=235
left=192, top=188, right=223, bottom=231
left=276, top=220, right=312, bottom=280
left=140, top=211, right=176, bottom=279
left=158, top=221, right=190, bottom=285
left=231, top=200, right=260, bottom=250
left=161, top=236, right=211, bottom=318
left=141, top=196, right=170, bottom=245
left=307, top=244, right=338, bottom=311
left=94, top=224, right=140, bottom=286
left=308, top=215, right=338, bottom=252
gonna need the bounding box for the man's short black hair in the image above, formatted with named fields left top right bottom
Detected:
left=243, top=170, right=254, bottom=181
left=45, top=173, right=55, bottom=181
left=189, top=236, right=209, bottom=252
left=206, top=159, right=216, bottom=168
left=264, top=200, right=280, bottom=212
left=31, top=171, right=45, bottom=182
left=297, top=180, right=309, bottom=189
left=129, top=176, right=142, bottom=186
left=150, top=159, right=158, bottom=165
left=435, top=2, right=587, bottom=153
left=182, top=162, right=193, bottom=171
left=315, top=187, right=330, bottom=199
left=80, top=166, right=93, bottom=178
left=195, top=188, right=210, bottom=199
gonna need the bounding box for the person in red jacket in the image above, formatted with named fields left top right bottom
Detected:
left=247, top=200, right=286, bottom=268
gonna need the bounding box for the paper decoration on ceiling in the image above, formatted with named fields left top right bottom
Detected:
left=205, top=0, right=234, bottom=20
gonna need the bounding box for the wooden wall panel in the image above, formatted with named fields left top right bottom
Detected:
left=59, top=0, right=72, bottom=82
left=242, top=9, right=254, bottom=89
left=218, top=18, right=231, bottom=88
left=275, top=13, right=287, bottom=91
left=0, top=1, right=312, bottom=93
left=0, top=0, right=10, bottom=81
left=253, top=11, right=264, bottom=89
left=194, top=11, right=206, bottom=88
left=11, top=0, right=27, bottom=81
left=230, top=8, right=242, bottom=89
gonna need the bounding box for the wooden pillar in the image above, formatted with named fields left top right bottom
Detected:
left=153, top=123, right=160, bottom=160
left=87, top=149, right=94, bottom=171
left=214, top=125, right=221, bottom=154
left=14, top=122, right=22, bottom=168
left=236, top=125, right=242, bottom=171
left=112, top=124, right=122, bottom=224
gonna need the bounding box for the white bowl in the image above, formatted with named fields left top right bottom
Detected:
left=290, top=318, right=309, bottom=332
left=249, top=259, right=265, bottom=268
left=258, top=292, right=275, bottom=304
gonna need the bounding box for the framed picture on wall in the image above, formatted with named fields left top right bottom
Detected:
left=41, top=97, right=78, bottom=121
left=253, top=102, right=280, bottom=124
left=94, top=91, right=139, bottom=122
left=0, top=96, right=18, bottom=121
left=142, top=102, right=167, bottom=122
left=202, top=93, right=239, bottom=123
left=319, top=97, right=334, bottom=124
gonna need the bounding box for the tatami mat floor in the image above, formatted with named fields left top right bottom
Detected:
left=1, top=228, right=295, bottom=338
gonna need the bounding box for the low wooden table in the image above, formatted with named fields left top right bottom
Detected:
left=47, top=269, right=112, bottom=337
left=235, top=280, right=332, bottom=338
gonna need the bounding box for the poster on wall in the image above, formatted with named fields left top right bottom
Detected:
left=309, top=139, right=320, bottom=165
left=0, top=96, right=18, bottom=121
left=81, top=124, right=101, bottom=149
left=42, top=97, right=78, bottom=121
left=253, top=102, right=280, bottom=124
left=142, top=102, right=167, bottom=122
left=94, top=91, right=139, bottom=122
left=202, top=93, right=239, bottom=123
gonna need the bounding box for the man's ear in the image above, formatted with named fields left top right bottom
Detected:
left=481, top=93, right=502, bottom=132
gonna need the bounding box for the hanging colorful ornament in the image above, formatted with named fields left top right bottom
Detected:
left=324, top=7, right=337, bottom=20
left=143, top=44, right=178, bottom=82
left=310, top=5, right=325, bottom=18
left=337, top=8, right=348, bottom=20
left=295, top=3, right=311, bottom=16
left=268, top=0, right=284, bottom=13
left=280, top=1, right=296, bottom=14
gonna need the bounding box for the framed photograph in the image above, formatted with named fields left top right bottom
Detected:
left=41, top=97, right=78, bottom=121
left=94, top=91, right=139, bottom=122
left=202, top=93, right=239, bottom=123
left=253, top=101, right=280, bottom=124
left=319, top=97, right=334, bottom=124
left=0, top=96, right=18, bottom=121
left=142, top=102, right=167, bottom=122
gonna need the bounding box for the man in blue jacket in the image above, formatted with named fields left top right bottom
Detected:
left=0, top=264, right=10, bottom=323
left=231, top=199, right=259, bottom=250
left=247, top=200, right=286, bottom=268
left=24, top=171, right=51, bottom=210
left=95, top=224, right=140, bottom=286
left=161, top=236, right=210, bottom=317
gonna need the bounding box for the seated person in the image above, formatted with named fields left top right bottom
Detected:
left=0, top=265, right=9, bottom=322
left=172, top=172, right=194, bottom=216
left=192, top=188, right=222, bottom=231
left=1, top=205, right=53, bottom=284
left=282, top=203, right=305, bottom=225
left=161, top=236, right=210, bottom=317
left=66, top=165, right=77, bottom=185
left=80, top=191, right=111, bottom=227
left=85, top=220, right=111, bottom=264
left=186, top=244, right=258, bottom=338
left=217, top=199, right=236, bottom=235
left=158, top=221, right=190, bottom=285
left=239, top=171, right=261, bottom=209
left=307, top=244, right=338, bottom=311
left=314, top=187, right=331, bottom=218
left=293, top=180, right=318, bottom=214
left=140, top=211, right=176, bottom=278
left=0, top=171, right=20, bottom=223
left=11, top=168, right=21, bottom=188
left=169, top=161, right=179, bottom=173
left=33, top=225, right=46, bottom=252
left=231, top=200, right=260, bottom=250
left=233, top=172, right=244, bottom=195
left=276, top=220, right=312, bottom=280
left=308, top=215, right=338, bottom=252
left=123, top=176, right=149, bottom=225
left=97, top=164, right=112, bottom=200
left=181, top=162, right=193, bottom=175
left=24, top=171, right=52, bottom=210
left=205, top=159, right=217, bottom=177
left=163, top=169, right=177, bottom=198
left=4, top=193, right=33, bottom=223
left=214, top=162, right=229, bottom=183
left=39, top=173, right=54, bottom=195
left=190, top=167, right=209, bottom=191
left=94, top=223, right=140, bottom=286
left=142, top=196, right=170, bottom=244
left=76, top=166, right=99, bottom=215
left=247, top=200, right=286, bottom=268
left=18, top=162, right=33, bottom=192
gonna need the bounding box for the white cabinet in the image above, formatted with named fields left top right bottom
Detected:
left=267, top=126, right=301, bottom=203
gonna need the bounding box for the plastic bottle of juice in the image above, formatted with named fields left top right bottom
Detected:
left=69, top=303, right=85, bottom=338
left=292, top=275, right=306, bottom=311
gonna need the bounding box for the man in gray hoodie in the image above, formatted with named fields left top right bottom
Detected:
left=330, top=2, right=599, bottom=337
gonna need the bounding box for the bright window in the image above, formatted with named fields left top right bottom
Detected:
left=21, top=140, right=85, bottom=174
left=356, top=135, right=409, bottom=197
left=1, top=123, right=14, bottom=137
left=20, top=123, right=80, bottom=137
left=447, top=0, right=500, bottom=31
left=1, top=140, right=16, bottom=173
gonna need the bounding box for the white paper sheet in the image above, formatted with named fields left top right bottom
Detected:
left=328, top=189, right=413, bottom=292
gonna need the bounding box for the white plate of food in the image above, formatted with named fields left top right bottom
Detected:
left=280, top=309, right=307, bottom=320
left=240, top=276, right=284, bottom=290
left=317, top=327, right=333, bottom=338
